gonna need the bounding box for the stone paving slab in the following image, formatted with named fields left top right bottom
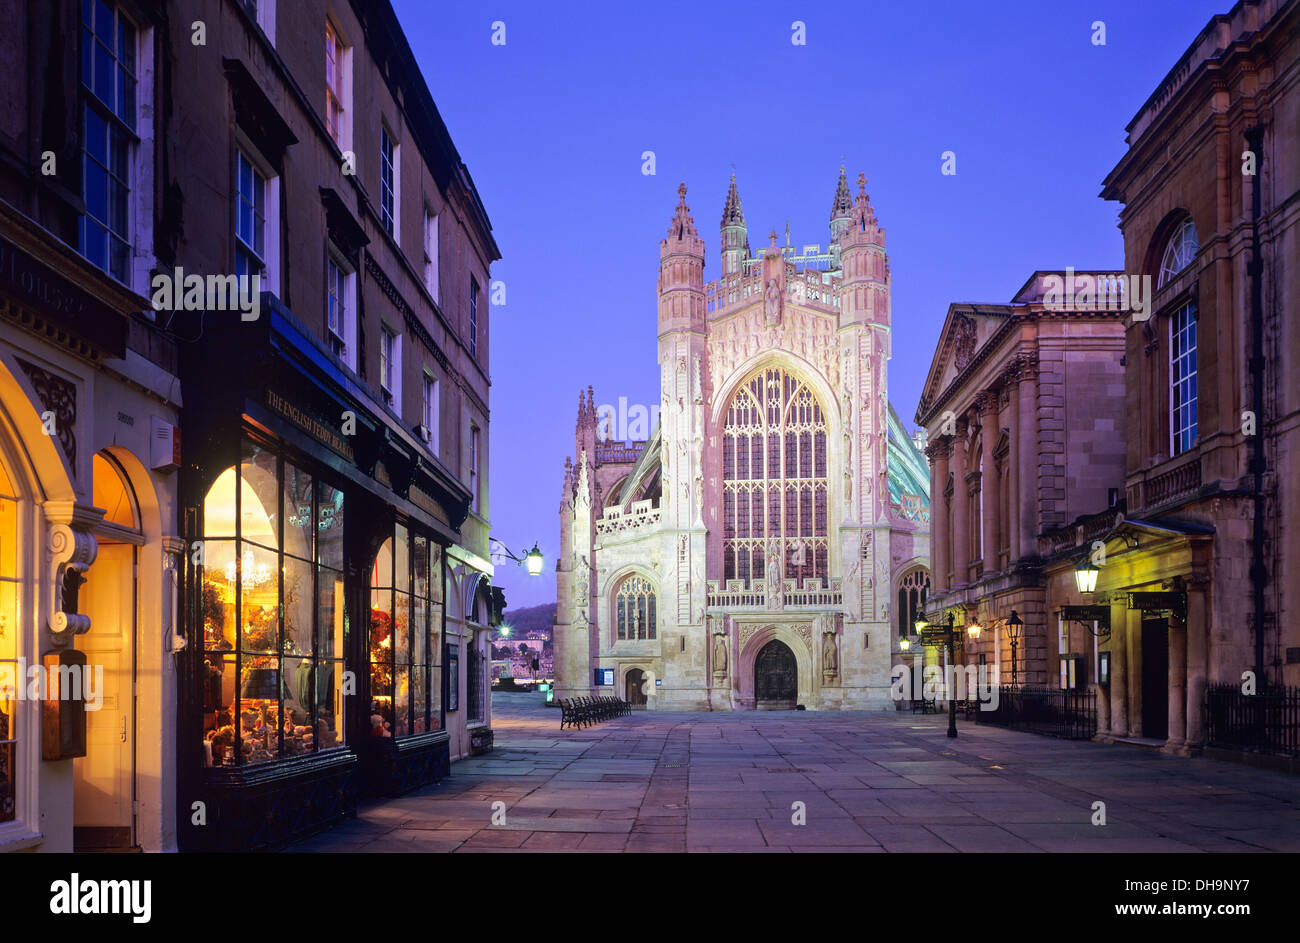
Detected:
left=287, top=692, right=1300, bottom=853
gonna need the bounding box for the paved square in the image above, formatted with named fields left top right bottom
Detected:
left=290, top=693, right=1300, bottom=853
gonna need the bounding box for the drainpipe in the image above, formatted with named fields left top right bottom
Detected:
left=1245, top=126, right=1267, bottom=686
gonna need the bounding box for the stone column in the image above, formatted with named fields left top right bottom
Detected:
left=1184, top=582, right=1209, bottom=750
left=1126, top=609, right=1143, bottom=737
left=951, top=420, right=969, bottom=586
left=979, top=392, right=1000, bottom=575
left=1006, top=379, right=1021, bottom=564
left=1166, top=620, right=1188, bottom=752
left=929, top=442, right=950, bottom=593
left=1109, top=613, right=1129, bottom=738
left=1017, top=359, right=1037, bottom=556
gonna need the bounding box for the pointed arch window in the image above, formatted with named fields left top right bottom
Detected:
left=721, top=366, right=829, bottom=587
left=897, top=568, right=930, bottom=638
left=615, top=576, right=656, bottom=641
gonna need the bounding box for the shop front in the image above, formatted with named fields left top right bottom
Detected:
left=177, top=302, right=469, bottom=852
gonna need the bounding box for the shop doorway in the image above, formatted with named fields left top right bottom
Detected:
left=74, top=452, right=142, bottom=850
left=1141, top=617, right=1169, bottom=741
left=755, top=640, right=797, bottom=709
left=625, top=668, right=648, bottom=707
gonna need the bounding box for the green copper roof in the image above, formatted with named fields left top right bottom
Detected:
left=886, top=402, right=931, bottom=508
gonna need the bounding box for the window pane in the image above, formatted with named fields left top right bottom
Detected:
left=412, top=595, right=426, bottom=669
left=283, top=656, right=314, bottom=755
left=413, top=533, right=428, bottom=598
left=239, top=542, right=280, bottom=654
left=239, top=438, right=279, bottom=549
left=394, top=665, right=410, bottom=737
left=372, top=537, right=393, bottom=590
left=395, top=523, right=409, bottom=592
left=282, top=463, right=314, bottom=559
left=320, top=660, right=345, bottom=748
left=317, top=569, right=344, bottom=661
left=412, top=662, right=427, bottom=734
left=94, top=40, right=113, bottom=102
left=283, top=555, right=313, bottom=656
left=201, top=539, right=236, bottom=651
left=317, top=481, right=344, bottom=569
left=240, top=654, right=281, bottom=764
left=394, top=591, right=411, bottom=665
left=201, top=654, right=236, bottom=767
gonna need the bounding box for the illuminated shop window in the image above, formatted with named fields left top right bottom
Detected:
left=369, top=524, right=442, bottom=738
left=200, top=437, right=347, bottom=766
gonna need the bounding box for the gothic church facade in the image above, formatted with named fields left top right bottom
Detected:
left=554, top=171, right=930, bottom=710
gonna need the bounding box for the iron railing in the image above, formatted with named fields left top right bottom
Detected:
left=976, top=685, right=1097, bottom=740
left=1205, top=684, right=1300, bottom=758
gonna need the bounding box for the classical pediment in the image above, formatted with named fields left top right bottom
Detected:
left=916, top=303, right=1013, bottom=423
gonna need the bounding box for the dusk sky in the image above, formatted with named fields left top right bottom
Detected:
left=390, top=0, right=1229, bottom=610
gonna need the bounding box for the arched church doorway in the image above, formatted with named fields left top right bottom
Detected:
left=755, top=640, right=797, bottom=709
left=625, top=668, right=648, bottom=707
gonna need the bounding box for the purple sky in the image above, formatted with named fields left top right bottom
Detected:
left=391, top=0, right=1229, bottom=610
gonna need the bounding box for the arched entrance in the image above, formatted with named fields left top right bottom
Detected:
left=74, top=451, right=144, bottom=849
left=625, top=668, right=648, bottom=707
left=755, top=640, right=797, bottom=710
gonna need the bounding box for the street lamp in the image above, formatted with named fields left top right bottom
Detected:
left=491, top=539, right=545, bottom=577
left=898, top=637, right=911, bottom=651
left=944, top=613, right=958, bottom=739
left=1006, top=610, right=1024, bottom=687
left=1074, top=557, right=1099, bottom=595
left=966, top=620, right=982, bottom=640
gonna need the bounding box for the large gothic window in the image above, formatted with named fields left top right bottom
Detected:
left=722, top=366, right=829, bottom=587
left=616, top=576, right=656, bottom=640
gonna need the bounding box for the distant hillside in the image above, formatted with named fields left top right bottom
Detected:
left=501, top=602, right=556, bottom=639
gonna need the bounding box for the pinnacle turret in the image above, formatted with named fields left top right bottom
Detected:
left=720, top=172, right=750, bottom=277
left=666, top=182, right=698, bottom=240
left=721, top=172, right=744, bottom=226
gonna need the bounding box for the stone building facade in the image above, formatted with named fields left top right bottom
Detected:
left=0, top=0, right=499, bottom=853
left=918, top=0, right=1299, bottom=758
left=1071, top=0, right=1296, bottom=752
left=0, top=0, right=183, bottom=852
left=165, top=0, right=499, bottom=848
left=916, top=273, right=1129, bottom=688
left=554, top=172, right=931, bottom=710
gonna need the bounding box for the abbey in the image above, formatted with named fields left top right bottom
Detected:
left=553, top=170, right=931, bottom=710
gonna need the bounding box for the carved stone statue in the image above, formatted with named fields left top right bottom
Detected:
left=712, top=631, right=728, bottom=679
left=765, top=278, right=781, bottom=323
left=765, top=546, right=783, bottom=610
left=573, top=554, right=589, bottom=602
left=822, top=628, right=838, bottom=677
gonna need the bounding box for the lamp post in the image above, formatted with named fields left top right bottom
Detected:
left=1006, top=609, right=1023, bottom=687
left=490, top=539, right=545, bottom=577
left=945, top=613, right=958, bottom=739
